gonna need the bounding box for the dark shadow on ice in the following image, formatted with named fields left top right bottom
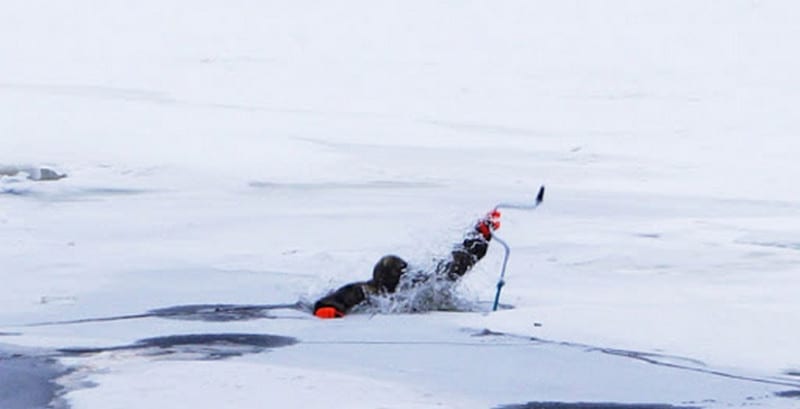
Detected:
left=0, top=352, right=68, bottom=409
left=59, top=333, right=298, bottom=360
left=495, top=403, right=701, bottom=409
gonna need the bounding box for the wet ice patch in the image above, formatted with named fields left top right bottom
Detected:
left=147, top=303, right=306, bottom=322
left=28, top=303, right=308, bottom=327
left=0, top=351, right=69, bottom=409
left=39, top=296, right=79, bottom=306
left=735, top=230, right=800, bottom=252
left=741, top=240, right=800, bottom=251
left=775, top=390, right=800, bottom=399
left=248, top=179, right=443, bottom=191
left=129, top=334, right=297, bottom=360
left=2, top=183, right=152, bottom=201
left=496, top=403, right=701, bottom=409
left=60, top=333, right=297, bottom=360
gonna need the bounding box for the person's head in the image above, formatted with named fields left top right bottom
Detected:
left=372, top=255, right=408, bottom=292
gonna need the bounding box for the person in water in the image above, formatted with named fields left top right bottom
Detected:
left=313, top=210, right=501, bottom=318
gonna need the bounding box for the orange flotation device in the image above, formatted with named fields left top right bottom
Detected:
left=314, top=306, right=344, bottom=319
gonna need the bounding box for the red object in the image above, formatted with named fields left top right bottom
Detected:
left=488, top=209, right=501, bottom=230
left=477, top=222, right=491, bottom=239
left=315, top=306, right=344, bottom=319
left=477, top=209, right=501, bottom=240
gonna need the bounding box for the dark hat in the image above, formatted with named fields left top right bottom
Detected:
left=372, top=255, right=408, bottom=292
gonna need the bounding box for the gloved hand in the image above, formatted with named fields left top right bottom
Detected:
left=476, top=209, right=501, bottom=240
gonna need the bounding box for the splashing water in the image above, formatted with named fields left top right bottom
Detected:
left=358, top=263, right=481, bottom=314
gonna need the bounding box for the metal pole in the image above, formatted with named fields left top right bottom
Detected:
left=491, top=233, right=511, bottom=311
left=489, top=185, right=545, bottom=312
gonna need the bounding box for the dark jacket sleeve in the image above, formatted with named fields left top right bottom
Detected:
left=313, top=281, right=369, bottom=314
left=439, top=231, right=490, bottom=281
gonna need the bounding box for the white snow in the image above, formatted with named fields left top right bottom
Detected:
left=2, top=1, right=800, bottom=408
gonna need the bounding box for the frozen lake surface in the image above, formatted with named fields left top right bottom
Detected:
left=2, top=1, right=800, bottom=408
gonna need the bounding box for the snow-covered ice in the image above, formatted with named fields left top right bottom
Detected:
left=2, top=1, right=800, bottom=408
